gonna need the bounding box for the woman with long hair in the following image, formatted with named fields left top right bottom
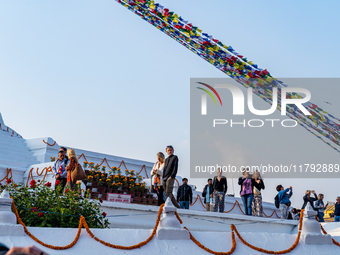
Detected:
left=251, top=171, right=265, bottom=217
left=150, top=152, right=165, bottom=206
left=238, top=168, right=254, bottom=216
left=65, top=148, right=85, bottom=191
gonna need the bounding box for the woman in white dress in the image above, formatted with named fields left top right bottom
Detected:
left=150, top=152, right=165, bottom=206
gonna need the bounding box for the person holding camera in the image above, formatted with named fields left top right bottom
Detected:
left=276, top=185, right=293, bottom=219
left=301, top=190, right=318, bottom=210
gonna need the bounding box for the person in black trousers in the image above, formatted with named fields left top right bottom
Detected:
left=162, top=145, right=180, bottom=208
left=212, top=168, right=227, bottom=213
left=251, top=171, right=265, bottom=217
left=202, top=178, right=213, bottom=211
left=177, top=178, right=192, bottom=209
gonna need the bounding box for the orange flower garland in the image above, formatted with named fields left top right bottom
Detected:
left=0, top=168, right=12, bottom=182
left=11, top=198, right=82, bottom=250
left=231, top=209, right=305, bottom=254
left=42, top=139, right=56, bottom=146
left=316, top=216, right=340, bottom=247
left=184, top=226, right=236, bottom=255
left=82, top=204, right=165, bottom=250
left=174, top=211, right=183, bottom=224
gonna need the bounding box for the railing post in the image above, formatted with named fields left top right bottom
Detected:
left=0, top=189, right=24, bottom=236
left=300, top=203, right=332, bottom=244
left=156, top=197, right=190, bottom=240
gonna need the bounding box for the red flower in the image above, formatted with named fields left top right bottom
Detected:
left=102, top=212, right=107, bottom=217
left=65, top=189, right=69, bottom=193
left=45, top=182, right=52, bottom=187
left=99, top=199, right=103, bottom=203
left=30, top=180, right=36, bottom=188
left=31, top=207, right=38, bottom=212
left=38, top=212, right=44, bottom=218
left=55, top=180, right=61, bottom=186
left=6, top=179, right=11, bottom=184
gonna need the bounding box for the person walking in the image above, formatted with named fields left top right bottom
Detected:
left=334, top=197, right=340, bottom=222
left=238, top=169, right=254, bottom=216
left=314, top=194, right=328, bottom=222
left=202, top=178, right=213, bottom=211
left=252, top=171, right=265, bottom=217
left=52, top=147, right=68, bottom=191
left=150, top=152, right=165, bottom=206
left=212, top=168, right=227, bottom=213
left=276, top=185, right=293, bottom=219
left=301, top=190, right=318, bottom=210
left=162, top=145, right=180, bottom=208
left=65, top=148, right=86, bottom=191
left=177, top=178, right=192, bottom=209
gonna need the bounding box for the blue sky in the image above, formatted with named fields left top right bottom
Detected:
left=1, top=0, right=339, bottom=206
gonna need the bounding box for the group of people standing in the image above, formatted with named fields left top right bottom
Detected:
left=202, top=168, right=265, bottom=216
left=52, top=147, right=86, bottom=191
left=150, top=145, right=193, bottom=209
left=53, top=147, right=337, bottom=222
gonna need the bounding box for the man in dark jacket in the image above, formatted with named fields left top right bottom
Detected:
left=202, top=178, right=213, bottom=211
left=334, top=197, right=340, bottom=222
left=177, top=178, right=192, bottom=209
left=162, top=145, right=180, bottom=208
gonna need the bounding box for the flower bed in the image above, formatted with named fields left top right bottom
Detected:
left=83, top=162, right=156, bottom=205
left=0, top=179, right=109, bottom=228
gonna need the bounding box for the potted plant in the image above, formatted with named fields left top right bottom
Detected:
left=106, top=178, right=112, bottom=193
left=117, top=167, right=121, bottom=175
left=97, top=179, right=106, bottom=194
left=83, top=161, right=89, bottom=175
left=111, top=166, right=117, bottom=176
left=111, top=183, right=118, bottom=194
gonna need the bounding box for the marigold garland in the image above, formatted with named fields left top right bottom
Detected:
left=82, top=204, right=165, bottom=250
left=77, top=153, right=150, bottom=178
left=25, top=167, right=53, bottom=187
left=11, top=198, right=82, bottom=250
left=0, top=168, right=12, bottom=183
left=174, top=211, right=183, bottom=224
left=316, top=216, right=340, bottom=247
left=183, top=226, right=236, bottom=254
left=231, top=209, right=304, bottom=254
left=42, top=140, right=56, bottom=146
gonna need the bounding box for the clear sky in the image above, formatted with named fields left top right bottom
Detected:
left=1, top=0, right=339, bottom=207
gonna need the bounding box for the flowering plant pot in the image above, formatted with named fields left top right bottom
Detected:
left=92, top=181, right=98, bottom=188
left=133, top=197, right=142, bottom=203
left=98, top=187, right=106, bottom=194
left=91, top=192, right=99, bottom=199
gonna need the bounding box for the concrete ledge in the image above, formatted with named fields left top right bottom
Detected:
left=0, top=224, right=25, bottom=236
left=100, top=201, right=298, bottom=233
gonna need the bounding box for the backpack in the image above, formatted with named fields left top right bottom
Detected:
left=275, top=194, right=280, bottom=208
